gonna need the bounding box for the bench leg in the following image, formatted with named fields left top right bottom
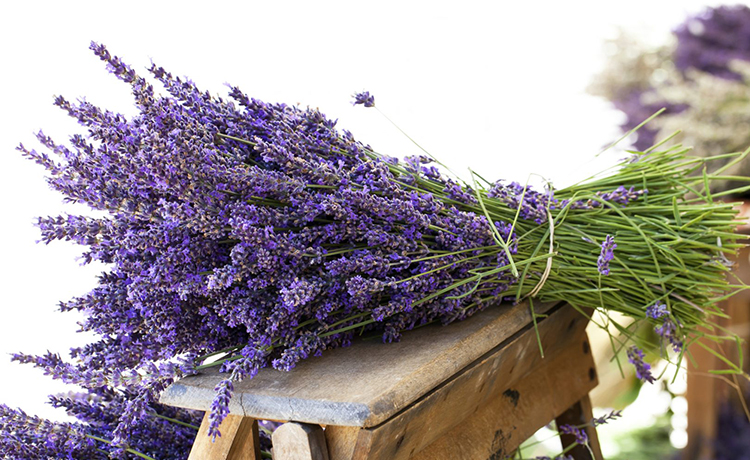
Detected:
left=555, top=395, right=603, bottom=460
left=189, top=413, right=262, bottom=460
left=272, top=422, right=330, bottom=460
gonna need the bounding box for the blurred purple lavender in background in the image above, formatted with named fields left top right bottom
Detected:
left=595, top=4, right=750, bottom=155
left=673, top=5, right=750, bottom=80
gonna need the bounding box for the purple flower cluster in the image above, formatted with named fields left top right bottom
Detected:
left=645, top=300, right=683, bottom=353
left=488, top=182, right=646, bottom=225
left=0, top=404, right=98, bottom=459
left=674, top=5, right=750, bottom=81
left=655, top=317, right=683, bottom=353
left=10, top=43, right=531, bottom=448
left=7, top=43, right=655, bottom=455
left=627, top=345, right=655, bottom=384
left=597, top=235, right=616, bottom=276
left=352, top=91, right=375, bottom=108
left=646, top=300, right=668, bottom=319
left=488, top=182, right=555, bottom=224
left=1, top=388, right=201, bottom=459
left=606, top=5, right=750, bottom=151
left=558, top=423, right=588, bottom=445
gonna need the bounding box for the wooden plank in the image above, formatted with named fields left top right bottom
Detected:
left=324, top=425, right=361, bottom=460
left=725, top=244, right=750, bottom=380
left=189, top=413, right=261, bottom=460
left=555, top=395, right=603, bottom=460
left=272, top=422, right=330, bottom=460
left=685, top=330, right=719, bottom=460
left=349, top=304, right=592, bottom=460
left=161, top=300, right=561, bottom=427
left=410, top=331, right=599, bottom=460
left=229, top=417, right=262, bottom=460
left=684, top=244, right=750, bottom=460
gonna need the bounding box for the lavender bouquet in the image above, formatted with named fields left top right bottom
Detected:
left=3, top=43, right=748, bottom=458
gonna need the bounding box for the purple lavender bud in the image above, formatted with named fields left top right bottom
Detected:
left=352, top=91, right=375, bottom=108
left=627, top=346, right=655, bottom=383
left=597, top=235, right=616, bottom=275
left=646, top=300, right=668, bottom=319
left=558, top=424, right=588, bottom=445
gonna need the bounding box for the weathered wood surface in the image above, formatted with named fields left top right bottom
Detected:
left=324, top=425, right=360, bottom=460
left=189, top=413, right=261, bottom=460
left=685, top=242, right=750, bottom=460
left=412, top=334, right=599, bottom=460
left=161, top=300, right=560, bottom=427
left=272, top=422, right=330, bottom=460
left=336, top=303, right=592, bottom=460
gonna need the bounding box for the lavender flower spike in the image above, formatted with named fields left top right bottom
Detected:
left=627, top=346, right=655, bottom=383
left=352, top=91, right=375, bottom=107
left=208, top=379, right=234, bottom=441
left=597, top=235, right=616, bottom=275
left=592, top=409, right=623, bottom=426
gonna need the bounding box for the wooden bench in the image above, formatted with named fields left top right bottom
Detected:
left=161, top=301, right=603, bottom=459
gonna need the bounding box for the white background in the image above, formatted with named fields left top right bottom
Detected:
left=0, top=0, right=733, bottom=428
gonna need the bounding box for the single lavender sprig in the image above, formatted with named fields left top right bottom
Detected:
left=627, top=346, right=655, bottom=384
left=592, top=409, right=623, bottom=426
left=208, top=379, right=234, bottom=441
left=597, top=235, right=616, bottom=276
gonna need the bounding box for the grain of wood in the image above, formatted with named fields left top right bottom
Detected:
left=161, top=300, right=560, bottom=427
left=272, top=422, right=330, bottom=460
left=683, top=244, right=750, bottom=460
left=411, top=335, right=599, bottom=460
left=324, top=425, right=361, bottom=460
left=189, top=413, right=261, bottom=460
left=353, top=304, right=590, bottom=460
